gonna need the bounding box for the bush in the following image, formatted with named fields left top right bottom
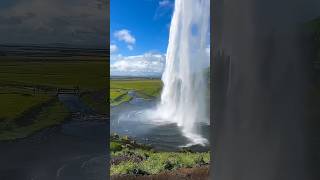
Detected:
left=110, top=142, right=122, bottom=152
left=127, top=168, right=149, bottom=176
left=110, top=149, right=210, bottom=175
left=164, top=160, right=175, bottom=170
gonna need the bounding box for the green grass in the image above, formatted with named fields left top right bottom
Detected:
left=0, top=59, right=108, bottom=90
left=81, top=91, right=108, bottom=114
left=110, top=141, right=123, bottom=152
left=110, top=90, right=132, bottom=106
left=0, top=93, right=50, bottom=120
left=110, top=134, right=210, bottom=176
left=0, top=99, right=69, bottom=140
left=110, top=79, right=162, bottom=106
left=111, top=149, right=210, bottom=175
left=0, top=58, right=107, bottom=140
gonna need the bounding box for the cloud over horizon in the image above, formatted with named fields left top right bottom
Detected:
left=111, top=52, right=165, bottom=77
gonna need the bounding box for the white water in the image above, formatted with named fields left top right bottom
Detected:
left=155, top=0, right=210, bottom=146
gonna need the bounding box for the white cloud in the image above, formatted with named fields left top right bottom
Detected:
left=114, top=29, right=136, bottom=44
left=127, top=45, right=134, bottom=51
left=154, top=0, right=173, bottom=20
left=110, top=44, right=118, bottom=53
left=159, top=0, right=171, bottom=7
left=111, top=53, right=165, bottom=76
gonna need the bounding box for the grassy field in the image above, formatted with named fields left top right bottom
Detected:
left=0, top=99, right=69, bottom=140
left=0, top=59, right=108, bottom=90
left=110, top=79, right=162, bottom=106
left=0, top=58, right=108, bottom=140
left=0, top=93, right=50, bottom=121
left=110, top=134, right=210, bottom=176
left=81, top=90, right=108, bottom=114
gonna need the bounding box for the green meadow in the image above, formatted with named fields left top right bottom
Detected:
left=110, top=79, right=162, bottom=106
left=0, top=59, right=108, bottom=90
left=0, top=58, right=108, bottom=140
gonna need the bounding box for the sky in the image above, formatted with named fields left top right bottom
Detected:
left=110, top=0, right=174, bottom=77
left=0, top=0, right=107, bottom=48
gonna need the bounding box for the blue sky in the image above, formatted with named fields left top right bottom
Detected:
left=110, top=0, right=173, bottom=55
left=110, top=0, right=174, bottom=76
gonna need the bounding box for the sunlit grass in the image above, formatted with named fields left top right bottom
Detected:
left=110, top=79, right=162, bottom=106
left=111, top=148, right=210, bottom=175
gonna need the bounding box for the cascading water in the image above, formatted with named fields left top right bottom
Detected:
left=156, top=0, right=210, bottom=146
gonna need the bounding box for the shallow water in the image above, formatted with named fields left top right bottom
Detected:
left=111, top=93, right=210, bottom=152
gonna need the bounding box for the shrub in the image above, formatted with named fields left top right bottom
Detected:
left=110, top=142, right=122, bottom=152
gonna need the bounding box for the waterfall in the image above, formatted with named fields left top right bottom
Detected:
left=156, top=0, right=210, bottom=146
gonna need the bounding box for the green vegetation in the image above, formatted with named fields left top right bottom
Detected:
left=110, top=141, right=123, bottom=152
left=0, top=59, right=107, bottom=90
left=110, top=134, right=210, bottom=176
left=0, top=98, right=69, bottom=140
left=0, top=93, right=50, bottom=121
left=307, top=17, right=320, bottom=62
left=110, top=90, right=132, bottom=106
left=81, top=90, right=108, bottom=114
left=0, top=58, right=107, bottom=140
left=110, top=79, right=162, bottom=106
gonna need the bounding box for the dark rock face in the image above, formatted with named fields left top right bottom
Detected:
left=211, top=0, right=320, bottom=180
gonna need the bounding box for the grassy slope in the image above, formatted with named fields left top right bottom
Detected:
left=110, top=135, right=210, bottom=176
left=0, top=58, right=107, bottom=140
left=81, top=91, right=108, bottom=114
left=110, top=79, right=162, bottom=106
left=0, top=93, right=50, bottom=120
left=0, top=99, right=69, bottom=140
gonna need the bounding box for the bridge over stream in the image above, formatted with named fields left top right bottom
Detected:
left=56, top=87, right=80, bottom=96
